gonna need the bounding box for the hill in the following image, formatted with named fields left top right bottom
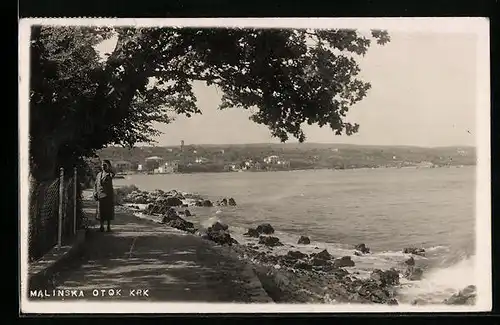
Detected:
left=96, top=143, right=476, bottom=173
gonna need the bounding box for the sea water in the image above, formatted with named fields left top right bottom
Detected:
left=115, top=166, right=476, bottom=304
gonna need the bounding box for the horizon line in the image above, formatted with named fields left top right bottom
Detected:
left=105, top=142, right=477, bottom=149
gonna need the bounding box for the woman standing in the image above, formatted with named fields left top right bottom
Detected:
left=94, top=159, right=115, bottom=232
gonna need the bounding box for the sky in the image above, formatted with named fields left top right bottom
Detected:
left=97, top=30, right=478, bottom=147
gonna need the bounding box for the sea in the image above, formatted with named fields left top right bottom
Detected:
left=114, top=166, right=477, bottom=305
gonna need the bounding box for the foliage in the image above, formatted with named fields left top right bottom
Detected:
left=30, top=25, right=390, bottom=180
left=98, top=144, right=476, bottom=172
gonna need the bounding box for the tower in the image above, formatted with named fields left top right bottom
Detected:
left=180, top=140, right=185, bottom=167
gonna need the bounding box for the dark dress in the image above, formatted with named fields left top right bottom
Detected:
left=94, top=171, right=115, bottom=221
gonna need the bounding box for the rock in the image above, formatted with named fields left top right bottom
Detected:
left=333, top=256, right=355, bottom=268
left=181, top=204, right=189, bottom=208
left=185, top=228, right=197, bottom=234
left=354, top=243, right=370, bottom=254
left=403, top=247, right=426, bottom=256
left=297, top=236, right=311, bottom=245
left=202, top=200, right=213, bottom=207
left=279, top=256, right=297, bottom=267
left=387, top=298, right=399, bottom=305
left=354, top=251, right=362, bottom=256
left=312, top=249, right=332, bottom=260
left=244, top=228, right=260, bottom=238
left=311, top=257, right=329, bottom=266
left=295, top=261, right=313, bottom=271
left=145, top=196, right=183, bottom=214
left=370, top=268, right=400, bottom=286
left=205, top=221, right=234, bottom=245
left=256, top=223, right=275, bottom=235
left=461, top=285, right=477, bottom=296
left=218, top=198, right=228, bottom=206
left=384, top=268, right=400, bottom=285
left=354, top=280, right=392, bottom=304
left=184, top=209, right=192, bottom=217
left=165, top=190, right=184, bottom=199
left=228, top=198, right=237, bottom=206
left=124, top=191, right=150, bottom=204
left=206, top=228, right=237, bottom=246
left=245, top=224, right=275, bottom=237
left=404, top=256, right=415, bottom=266
left=286, top=250, right=307, bottom=259
left=160, top=208, right=179, bottom=222
left=209, top=221, right=229, bottom=232
left=165, top=197, right=183, bottom=206
left=331, top=268, right=349, bottom=279
left=164, top=218, right=195, bottom=233
left=259, top=236, right=283, bottom=247
left=145, top=203, right=162, bottom=215
left=404, top=266, right=424, bottom=281
left=160, top=208, right=195, bottom=233
left=444, top=285, right=476, bottom=305
left=134, top=196, right=148, bottom=204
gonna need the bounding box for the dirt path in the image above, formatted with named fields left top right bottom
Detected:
left=35, top=202, right=272, bottom=303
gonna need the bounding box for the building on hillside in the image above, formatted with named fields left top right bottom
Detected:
left=164, top=160, right=180, bottom=173
left=144, top=156, right=163, bottom=171
left=195, top=157, right=210, bottom=164
left=264, top=155, right=280, bottom=164
left=113, top=160, right=132, bottom=173
left=152, top=161, right=180, bottom=174
left=277, top=160, right=291, bottom=168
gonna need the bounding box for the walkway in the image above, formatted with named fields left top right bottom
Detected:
left=40, top=201, right=272, bottom=302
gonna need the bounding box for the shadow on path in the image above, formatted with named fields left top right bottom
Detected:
left=30, top=209, right=266, bottom=302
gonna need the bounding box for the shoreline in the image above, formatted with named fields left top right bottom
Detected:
left=116, top=164, right=475, bottom=177
left=114, top=187, right=477, bottom=306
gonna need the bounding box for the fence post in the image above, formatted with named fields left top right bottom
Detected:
left=73, top=167, right=77, bottom=235
left=58, top=167, right=64, bottom=248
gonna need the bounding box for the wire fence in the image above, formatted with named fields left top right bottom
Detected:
left=28, top=167, right=88, bottom=262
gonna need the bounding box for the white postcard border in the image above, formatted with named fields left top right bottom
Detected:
left=19, top=17, right=491, bottom=314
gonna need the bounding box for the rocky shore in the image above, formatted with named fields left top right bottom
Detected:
left=116, top=185, right=477, bottom=306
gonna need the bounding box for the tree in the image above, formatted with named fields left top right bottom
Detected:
left=29, top=25, right=390, bottom=180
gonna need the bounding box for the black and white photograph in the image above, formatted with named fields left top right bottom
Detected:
left=19, top=18, right=491, bottom=313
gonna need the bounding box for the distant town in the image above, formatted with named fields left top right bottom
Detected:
left=95, top=142, right=476, bottom=175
